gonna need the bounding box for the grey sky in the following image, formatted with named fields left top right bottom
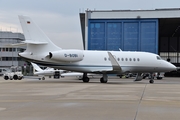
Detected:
left=0, top=0, right=180, bottom=49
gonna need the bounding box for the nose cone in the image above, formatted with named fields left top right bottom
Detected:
left=166, top=62, right=177, bottom=72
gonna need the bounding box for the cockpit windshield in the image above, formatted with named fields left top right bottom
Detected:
left=156, top=56, right=162, bottom=60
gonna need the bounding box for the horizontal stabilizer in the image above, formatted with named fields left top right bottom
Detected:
left=108, top=52, right=122, bottom=71
left=22, top=40, right=48, bottom=44
left=4, top=43, right=26, bottom=47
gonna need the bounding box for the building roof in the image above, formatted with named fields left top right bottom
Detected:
left=86, top=8, right=180, bottom=19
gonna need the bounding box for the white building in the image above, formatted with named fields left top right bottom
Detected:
left=0, top=31, right=27, bottom=68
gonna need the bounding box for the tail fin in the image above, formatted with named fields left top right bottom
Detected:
left=31, top=62, right=43, bottom=72
left=18, top=15, right=61, bottom=50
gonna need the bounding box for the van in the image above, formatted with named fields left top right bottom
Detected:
left=0, top=68, right=8, bottom=76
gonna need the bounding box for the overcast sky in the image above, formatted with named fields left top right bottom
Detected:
left=0, top=0, right=180, bottom=49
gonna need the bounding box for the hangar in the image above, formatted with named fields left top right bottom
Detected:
left=80, top=8, right=180, bottom=67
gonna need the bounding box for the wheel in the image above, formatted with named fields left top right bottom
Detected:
left=13, top=75, right=18, bottom=80
left=42, top=77, right=45, bottom=80
left=4, top=76, right=9, bottom=80
left=157, top=77, right=162, bottom=80
left=39, top=78, right=41, bottom=80
left=100, top=77, right=107, bottom=83
left=149, top=80, right=154, bottom=84
left=83, top=77, right=89, bottom=83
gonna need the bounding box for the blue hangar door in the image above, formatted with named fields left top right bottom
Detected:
left=88, top=19, right=158, bottom=54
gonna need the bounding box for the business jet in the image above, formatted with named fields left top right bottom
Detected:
left=31, top=62, right=87, bottom=80
left=31, top=62, right=60, bottom=80
left=18, top=15, right=177, bottom=84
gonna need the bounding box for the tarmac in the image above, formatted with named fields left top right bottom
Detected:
left=0, top=76, right=180, bottom=120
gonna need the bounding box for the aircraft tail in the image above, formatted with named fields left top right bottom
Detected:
left=18, top=15, right=61, bottom=51
left=31, top=62, right=43, bottom=72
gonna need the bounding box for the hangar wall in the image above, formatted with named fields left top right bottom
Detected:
left=80, top=9, right=180, bottom=67
left=88, top=19, right=158, bottom=53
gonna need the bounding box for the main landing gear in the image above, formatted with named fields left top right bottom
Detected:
left=82, top=73, right=108, bottom=83
left=100, top=73, right=108, bottom=83
left=82, top=73, right=89, bottom=83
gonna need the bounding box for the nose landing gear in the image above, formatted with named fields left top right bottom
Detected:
left=149, top=73, right=154, bottom=84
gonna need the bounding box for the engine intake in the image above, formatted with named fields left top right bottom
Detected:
left=49, top=50, right=84, bottom=62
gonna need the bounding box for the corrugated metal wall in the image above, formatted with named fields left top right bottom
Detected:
left=88, top=19, right=158, bottom=54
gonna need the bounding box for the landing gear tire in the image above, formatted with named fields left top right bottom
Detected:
left=157, top=77, right=162, bottom=80
left=100, top=77, right=107, bottom=83
left=149, top=80, right=154, bottom=84
left=42, top=77, right=45, bottom=80
left=83, top=77, right=89, bottom=83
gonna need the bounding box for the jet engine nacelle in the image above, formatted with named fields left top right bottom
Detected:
left=49, top=50, right=84, bottom=62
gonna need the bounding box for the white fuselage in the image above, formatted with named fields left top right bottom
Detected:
left=19, top=49, right=176, bottom=74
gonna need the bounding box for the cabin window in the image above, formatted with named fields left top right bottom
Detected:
left=121, top=58, right=124, bottom=61
left=137, top=58, right=140, bottom=61
left=108, top=58, right=110, bottom=61
left=156, top=56, right=161, bottom=60
left=125, top=58, right=128, bottom=61
left=117, top=58, right=120, bottom=61
left=104, top=57, right=107, bottom=61
left=129, top=58, right=132, bottom=61
left=133, top=58, right=136, bottom=61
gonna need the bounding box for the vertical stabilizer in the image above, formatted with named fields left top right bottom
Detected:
left=31, top=62, right=43, bottom=72
left=18, top=15, right=61, bottom=50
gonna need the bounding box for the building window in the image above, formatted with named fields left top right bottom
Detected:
left=17, top=48, right=21, bottom=52
left=9, top=48, right=12, bottom=52
left=13, top=57, right=17, bottom=61
left=8, top=57, right=12, bottom=61
left=2, top=48, right=5, bottom=52
left=18, top=57, right=22, bottom=61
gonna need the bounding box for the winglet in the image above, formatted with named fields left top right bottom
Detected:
left=119, top=48, right=122, bottom=51
left=108, top=52, right=122, bottom=71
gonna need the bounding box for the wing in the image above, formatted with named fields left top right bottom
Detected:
left=89, top=52, right=122, bottom=73
left=107, top=52, right=122, bottom=71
